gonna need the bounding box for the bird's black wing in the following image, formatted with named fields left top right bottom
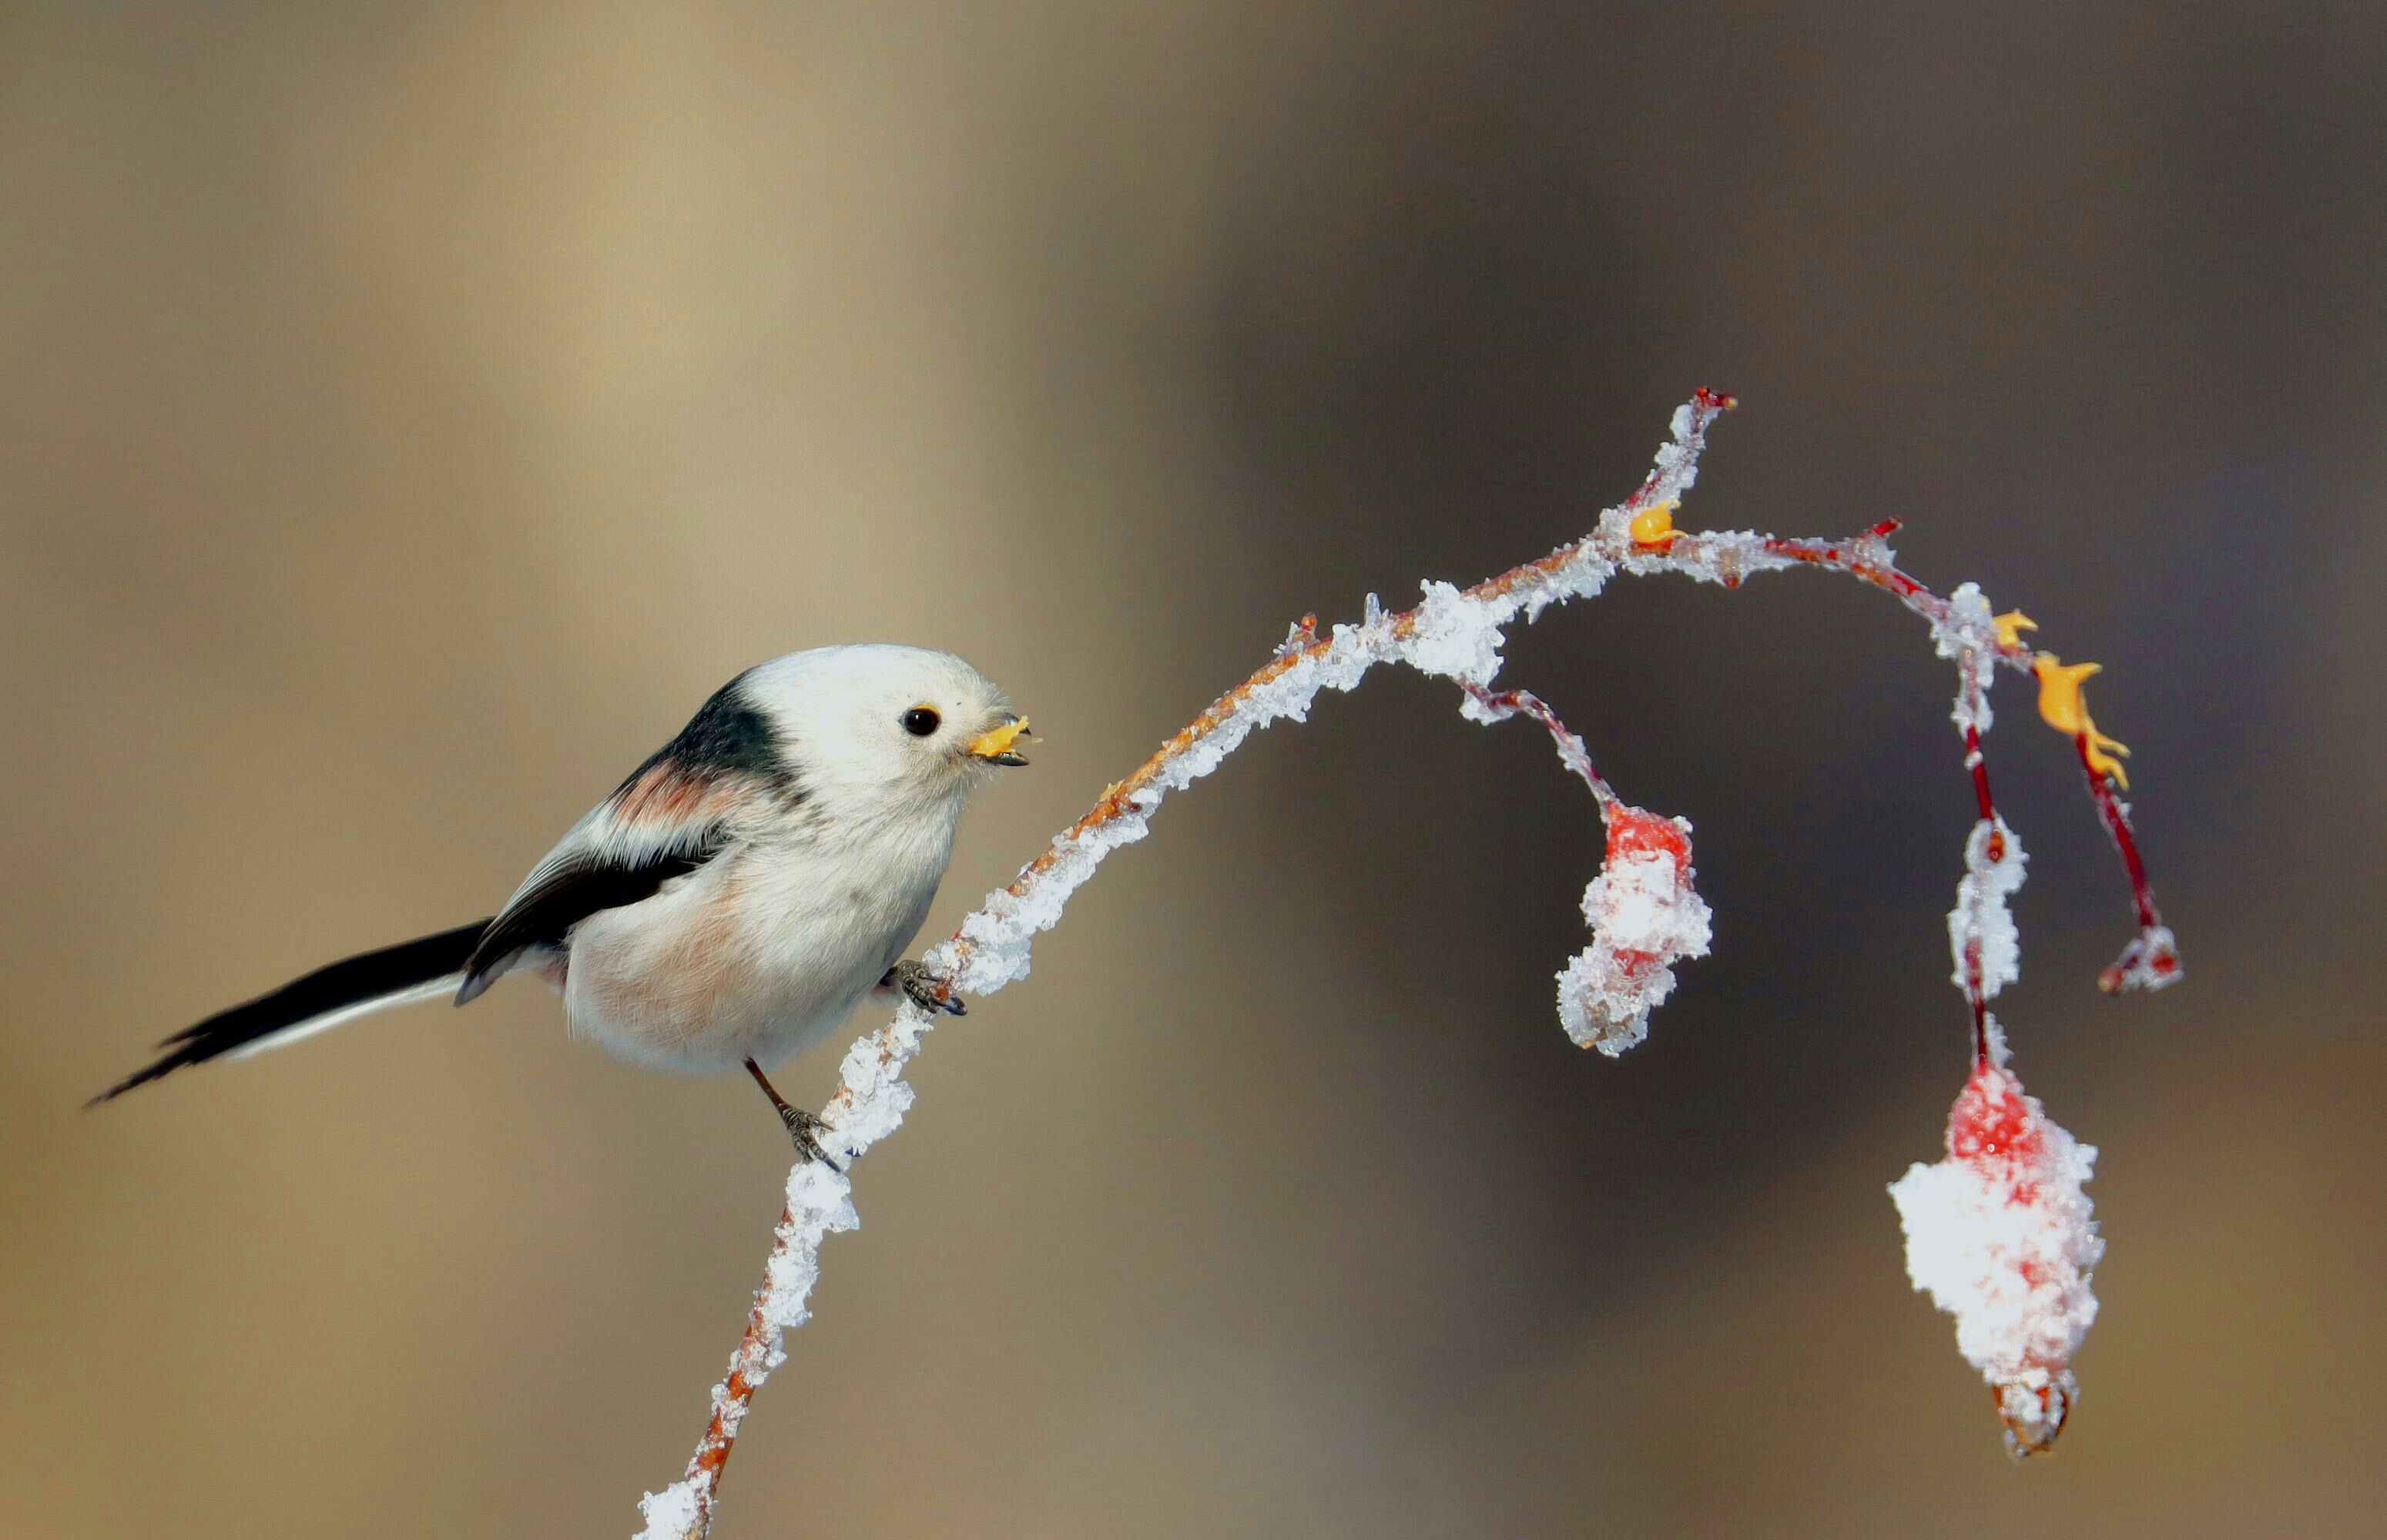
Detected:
left=455, top=825, right=728, bottom=1003
left=459, top=670, right=802, bottom=1001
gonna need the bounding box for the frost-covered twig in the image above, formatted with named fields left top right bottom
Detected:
left=635, top=393, right=2177, bottom=1536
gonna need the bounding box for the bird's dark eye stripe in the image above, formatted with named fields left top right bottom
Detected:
left=901, top=707, right=940, bottom=736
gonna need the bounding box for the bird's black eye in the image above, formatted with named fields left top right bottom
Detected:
left=901, top=707, right=941, bottom=737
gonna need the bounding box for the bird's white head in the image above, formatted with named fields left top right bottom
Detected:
left=737, top=644, right=1031, bottom=823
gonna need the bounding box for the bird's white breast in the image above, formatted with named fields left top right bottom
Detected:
left=558, top=808, right=957, bottom=1073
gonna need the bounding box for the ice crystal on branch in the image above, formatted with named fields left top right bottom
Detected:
left=632, top=391, right=2181, bottom=1536
left=1949, top=816, right=2026, bottom=1003
left=1451, top=683, right=1710, bottom=1057
left=1557, top=805, right=1712, bottom=1056
left=1889, top=1025, right=2104, bottom=1456
left=2100, top=922, right=2181, bottom=994
left=1884, top=563, right=2145, bottom=1457
left=1933, top=581, right=2003, bottom=734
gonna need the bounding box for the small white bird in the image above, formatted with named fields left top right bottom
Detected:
left=92, top=644, right=1032, bottom=1163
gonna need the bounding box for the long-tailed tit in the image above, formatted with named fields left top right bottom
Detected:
left=92, top=644, right=1031, bottom=1163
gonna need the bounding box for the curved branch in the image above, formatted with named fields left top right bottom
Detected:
left=633, top=393, right=2174, bottom=1535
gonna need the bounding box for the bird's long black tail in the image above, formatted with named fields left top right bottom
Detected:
left=88, top=919, right=494, bottom=1105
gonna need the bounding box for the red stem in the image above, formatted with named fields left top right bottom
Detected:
left=1459, top=683, right=1618, bottom=810
left=1960, top=721, right=1998, bottom=1070
left=2077, top=735, right=2161, bottom=932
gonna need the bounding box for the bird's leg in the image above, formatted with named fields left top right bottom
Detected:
left=744, top=1057, right=843, bottom=1170
left=882, top=959, right=966, bottom=1016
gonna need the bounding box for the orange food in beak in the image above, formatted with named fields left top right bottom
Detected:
left=966, top=716, right=1034, bottom=765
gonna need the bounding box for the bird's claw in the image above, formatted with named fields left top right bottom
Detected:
left=776, top=1104, right=847, bottom=1172
left=884, top=959, right=966, bottom=1017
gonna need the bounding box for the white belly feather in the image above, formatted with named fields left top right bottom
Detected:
left=560, top=815, right=951, bottom=1073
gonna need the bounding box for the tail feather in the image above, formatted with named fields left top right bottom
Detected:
left=89, top=919, right=494, bottom=1105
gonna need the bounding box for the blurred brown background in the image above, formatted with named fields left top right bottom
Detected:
left=3, top=3, right=2381, bottom=1536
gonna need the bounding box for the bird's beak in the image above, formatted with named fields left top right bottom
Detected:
left=965, top=715, right=1034, bottom=766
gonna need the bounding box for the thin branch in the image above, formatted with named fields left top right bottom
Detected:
left=634, top=393, right=2176, bottom=1535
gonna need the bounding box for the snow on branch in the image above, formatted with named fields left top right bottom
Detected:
left=634, top=393, right=2179, bottom=1536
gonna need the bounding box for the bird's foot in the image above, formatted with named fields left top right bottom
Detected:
left=744, top=1056, right=847, bottom=1171
left=776, top=1103, right=847, bottom=1171
left=883, top=959, right=966, bottom=1016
